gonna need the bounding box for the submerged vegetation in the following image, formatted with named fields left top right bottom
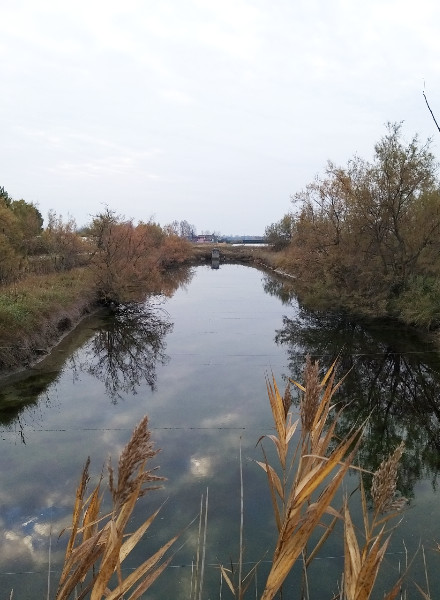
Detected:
left=51, top=357, right=435, bottom=599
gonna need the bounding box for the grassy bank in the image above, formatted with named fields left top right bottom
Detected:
left=0, top=224, right=195, bottom=374
left=0, top=268, right=97, bottom=373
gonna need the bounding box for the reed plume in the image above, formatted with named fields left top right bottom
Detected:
left=258, top=356, right=410, bottom=600
left=109, top=415, right=163, bottom=510
left=371, top=441, right=406, bottom=516
left=259, top=358, right=362, bottom=600
left=55, top=415, right=178, bottom=600
left=342, top=442, right=407, bottom=600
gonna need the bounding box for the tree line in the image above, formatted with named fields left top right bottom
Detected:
left=265, top=122, right=440, bottom=328
left=0, top=191, right=193, bottom=304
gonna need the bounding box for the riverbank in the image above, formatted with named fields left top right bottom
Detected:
left=0, top=268, right=98, bottom=374
left=4, top=242, right=435, bottom=378
left=0, top=245, right=277, bottom=376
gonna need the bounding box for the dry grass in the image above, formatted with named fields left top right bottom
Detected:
left=257, top=356, right=407, bottom=600
left=54, top=358, right=411, bottom=600
left=55, top=416, right=179, bottom=600
left=0, top=268, right=96, bottom=372
left=219, top=442, right=261, bottom=600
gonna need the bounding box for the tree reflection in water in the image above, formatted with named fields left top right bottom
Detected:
left=75, top=266, right=194, bottom=401
left=72, top=300, right=173, bottom=402
left=0, top=267, right=194, bottom=441
left=262, top=272, right=298, bottom=305
left=265, top=273, right=440, bottom=499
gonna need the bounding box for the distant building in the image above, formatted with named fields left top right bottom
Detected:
left=194, top=234, right=217, bottom=243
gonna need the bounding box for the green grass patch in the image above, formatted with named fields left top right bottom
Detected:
left=0, top=268, right=97, bottom=371
left=0, top=269, right=95, bottom=332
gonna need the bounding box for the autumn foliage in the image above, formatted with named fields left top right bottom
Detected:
left=86, top=209, right=192, bottom=304
left=271, top=123, right=440, bottom=326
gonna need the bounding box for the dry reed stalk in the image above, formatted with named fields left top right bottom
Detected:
left=55, top=415, right=178, bottom=600
left=342, top=444, right=408, bottom=600
left=190, top=489, right=209, bottom=600
left=219, top=440, right=261, bottom=600
left=220, top=562, right=261, bottom=600
left=412, top=545, right=435, bottom=600
left=258, top=358, right=362, bottom=600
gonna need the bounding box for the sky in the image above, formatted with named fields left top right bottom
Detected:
left=1, top=0, right=440, bottom=236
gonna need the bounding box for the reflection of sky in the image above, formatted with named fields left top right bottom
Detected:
left=1, top=265, right=440, bottom=597
left=0, top=265, right=291, bottom=597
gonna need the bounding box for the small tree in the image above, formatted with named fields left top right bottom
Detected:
left=0, top=186, right=11, bottom=208
left=87, top=210, right=162, bottom=303
left=42, top=210, right=85, bottom=270
left=10, top=199, right=44, bottom=255
left=265, top=214, right=295, bottom=250
left=285, top=122, right=440, bottom=316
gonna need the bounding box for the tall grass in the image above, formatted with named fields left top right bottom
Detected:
left=257, top=357, right=408, bottom=599
left=55, top=358, right=410, bottom=599
left=0, top=268, right=96, bottom=371
left=55, top=416, right=179, bottom=600
left=0, top=269, right=94, bottom=328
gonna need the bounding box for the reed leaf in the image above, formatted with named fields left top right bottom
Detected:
left=127, top=555, right=174, bottom=600
left=266, top=377, right=288, bottom=445
left=290, top=427, right=362, bottom=511
left=344, top=501, right=362, bottom=600
left=257, top=453, right=283, bottom=533
left=90, top=520, right=123, bottom=600
left=119, top=504, right=163, bottom=563
left=220, top=566, right=236, bottom=596
left=353, top=533, right=390, bottom=600
left=56, top=533, right=105, bottom=600
left=104, top=533, right=179, bottom=600
left=82, top=483, right=102, bottom=544
left=255, top=460, right=283, bottom=500
left=59, top=458, right=91, bottom=584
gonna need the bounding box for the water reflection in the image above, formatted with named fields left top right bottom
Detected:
left=70, top=300, right=173, bottom=401
left=274, top=305, right=440, bottom=498
left=0, top=267, right=194, bottom=425
left=1, top=264, right=440, bottom=598
left=0, top=372, right=59, bottom=427
left=262, top=272, right=297, bottom=305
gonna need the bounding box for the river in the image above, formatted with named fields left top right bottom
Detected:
left=1, top=264, right=440, bottom=598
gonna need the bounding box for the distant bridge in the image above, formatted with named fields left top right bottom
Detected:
left=221, top=238, right=267, bottom=245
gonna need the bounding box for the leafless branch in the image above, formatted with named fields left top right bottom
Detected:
left=423, top=91, right=440, bottom=133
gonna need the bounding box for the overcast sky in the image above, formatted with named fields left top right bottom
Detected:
left=1, top=0, right=440, bottom=235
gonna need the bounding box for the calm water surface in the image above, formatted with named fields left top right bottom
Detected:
left=1, top=264, right=440, bottom=598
